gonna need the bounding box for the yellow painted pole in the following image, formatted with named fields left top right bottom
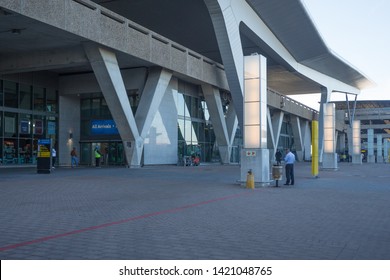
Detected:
left=312, top=120, right=319, bottom=178
left=246, top=169, right=255, bottom=189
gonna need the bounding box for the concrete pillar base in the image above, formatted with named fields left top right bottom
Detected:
left=377, top=156, right=384, bottom=163
left=240, top=148, right=270, bottom=187
left=322, top=152, right=338, bottom=170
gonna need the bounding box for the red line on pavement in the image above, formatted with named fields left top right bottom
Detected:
left=0, top=191, right=255, bottom=252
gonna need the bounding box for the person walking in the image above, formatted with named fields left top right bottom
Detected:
left=71, top=147, right=78, bottom=168
left=51, top=147, right=56, bottom=169
left=94, top=146, right=102, bottom=168
left=284, top=148, right=295, bottom=185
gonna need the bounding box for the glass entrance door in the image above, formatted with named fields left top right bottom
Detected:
left=106, top=142, right=125, bottom=166
left=80, top=141, right=125, bottom=166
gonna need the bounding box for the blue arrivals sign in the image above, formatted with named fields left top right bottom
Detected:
left=91, top=120, right=119, bottom=135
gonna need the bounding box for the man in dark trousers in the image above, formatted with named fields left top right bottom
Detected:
left=284, top=148, right=295, bottom=185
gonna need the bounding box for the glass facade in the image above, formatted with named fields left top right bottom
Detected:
left=79, top=93, right=125, bottom=166
left=0, top=79, right=58, bottom=165
left=176, top=90, right=218, bottom=163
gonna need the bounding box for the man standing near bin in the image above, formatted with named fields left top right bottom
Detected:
left=284, top=148, right=295, bottom=185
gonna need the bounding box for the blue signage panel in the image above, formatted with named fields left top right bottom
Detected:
left=91, top=120, right=119, bottom=135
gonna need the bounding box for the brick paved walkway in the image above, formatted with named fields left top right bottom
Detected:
left=0, top=162, right=389, bottom=260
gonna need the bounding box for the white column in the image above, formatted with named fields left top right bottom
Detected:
left=241, top=54, right=269, bottom=185
left=322, top=103, right=338, bottom=169
left=352, top=120, right=362, bottom=164
left=367, top=129, right=375, bottom=163
left=377, top=134, right=383, bottom=163
left=384, top=140, right=389, bottom=163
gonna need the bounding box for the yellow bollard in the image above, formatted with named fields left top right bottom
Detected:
left=246, top=169, right=255, bottom=189
left=312, top=120, right=319, bottom=178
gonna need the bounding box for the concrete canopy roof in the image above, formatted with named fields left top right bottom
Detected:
left=0, top=0, right=374, bottom=95
left=90, top=0, right=373, bottom=94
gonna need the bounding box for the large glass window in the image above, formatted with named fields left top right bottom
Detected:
left=80, top=94, right=118, bottom=141
left=91, top=98, right=100, bottom=116
left=0, top=79, right=58, bottom=165
left=81, top=99, right=91, bottom=118
left=177, top=91, right=217, bottom=163
left=19, top=84, right=32, bottom=110
left=33, top=87, right=45, bottom=111
left=4, top=81, right=18, bottom=108
left=0, top=80, right=4, bottom=106
left=46, top=88, right=57, bottom=112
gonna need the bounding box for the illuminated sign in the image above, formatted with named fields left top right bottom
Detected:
left=91, top=120, right=119, bottom=135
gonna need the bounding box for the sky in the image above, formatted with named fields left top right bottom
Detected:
left=290, top=0, right=390, bottom=110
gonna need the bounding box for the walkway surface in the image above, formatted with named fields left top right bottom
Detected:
left=0, top=162, right=389, bottom=260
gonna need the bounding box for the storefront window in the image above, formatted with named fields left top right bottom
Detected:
left=3, top=112, right=18, bottom=164
left=0, top=79, right=58, bottom=165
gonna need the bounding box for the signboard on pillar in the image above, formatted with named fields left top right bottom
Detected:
left=241, top=54, right=269, bottom=186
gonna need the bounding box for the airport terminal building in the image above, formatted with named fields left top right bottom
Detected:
left=0, top=0, right=373, bottom=169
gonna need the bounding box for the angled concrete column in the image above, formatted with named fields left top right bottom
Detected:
left=352, top=120, right=362, bottom=164
left=322, top=103, right=338, bottom=169
left=302, top=120, right=312, bottom=161
left=201, top=84, right=231, bottom=164
left=267, top=108, right=284, bottom=162
left=377, top=134, right=383, bottom=163
left=84, top=44, right=141, bottom=167
left=84, top=44, right=172, bottom=167
left=291, top=115, right=303, bottom=161
left=367, top=129, right=375, bottom=163
left=225, top=99, right=238, bottom=149
left=134, top=67, right=172, bottom=165
left=384, top=139, right=389, bottom=163
left=204, top=0, right=244, bottom=129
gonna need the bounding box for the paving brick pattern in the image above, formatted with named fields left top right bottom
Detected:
left=0, top=162, right=389, bottom=260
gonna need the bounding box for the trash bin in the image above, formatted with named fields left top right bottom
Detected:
left=272, top=165, right=283, bottom=187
